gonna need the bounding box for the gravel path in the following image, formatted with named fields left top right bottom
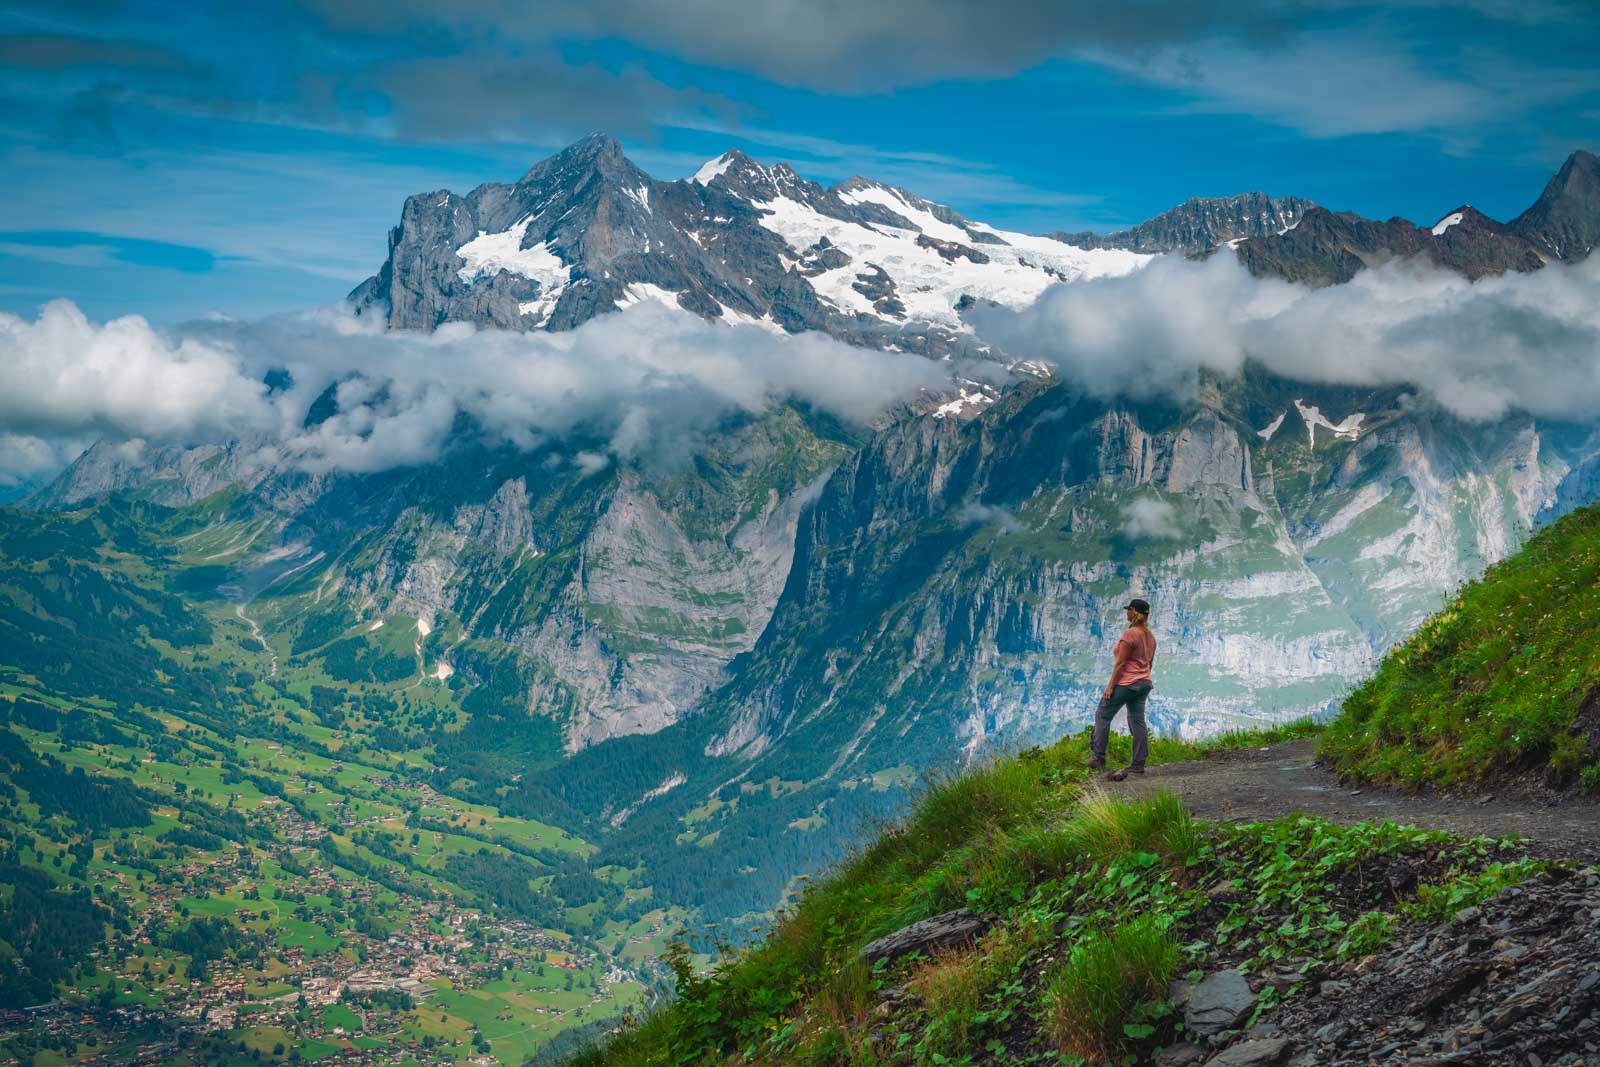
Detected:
left=1112, top=738, right=1600, bottom=863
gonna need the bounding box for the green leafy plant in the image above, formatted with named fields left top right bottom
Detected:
left=1334, top=910, right=1395, bottom=960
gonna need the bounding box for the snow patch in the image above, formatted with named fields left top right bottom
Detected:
left=614, top=283, right=683, bottom=311
left=750, top=192, right=1149, bottom=326
left=837, top=184, right=971, bottom=244
left=932, top=384, right=997, bottom=419
left=1294, top=399, right=1364, bottom=448
left=517, top=287, right=565, bottom=325
left=1010, top=359, right=1052, bottom=379
left=1431, top=211, right=1465, bottom=236
left=717, top=303, right=787, bottom=335
left=455, top=216, right=572, bottom=292
left=1257, top=412, right=1286, bottom=441
left=623, top=185, right=652, bottom=214
left=609, top=771, right=687, bottom=827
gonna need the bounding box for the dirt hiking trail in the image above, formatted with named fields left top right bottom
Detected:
left=1114, top=737, right=1600, bottom=863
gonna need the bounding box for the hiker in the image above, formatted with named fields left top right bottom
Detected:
left=1086, top=598, right=1156, bottom=781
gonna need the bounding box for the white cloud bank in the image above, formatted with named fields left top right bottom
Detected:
left=8, top=249, right=1600, bottom=493
left=971, top=251, right=1600, bottom=423
left=0, top=300, right=950, bottom=487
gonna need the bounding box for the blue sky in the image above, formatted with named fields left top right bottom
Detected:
left=4, top=0, right=1598, bottom=323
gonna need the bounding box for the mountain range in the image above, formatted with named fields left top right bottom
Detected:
left=21, top=138, right=1600, bottom=932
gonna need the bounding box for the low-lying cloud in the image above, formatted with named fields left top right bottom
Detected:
left=0, top=300, right=950, bottom=487
left=971, top=251, right=1600, bottom=423
left=958, top=499, right=1021, bottom=534
left=1121, top=497, right=1180, bottom=540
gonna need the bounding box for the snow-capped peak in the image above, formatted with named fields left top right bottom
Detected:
left=691, top=152, right=736, bottom=186
left=1431, top=210, right=1466, bottom=236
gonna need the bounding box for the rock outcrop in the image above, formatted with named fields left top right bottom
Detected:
left=858, top=908, right=990, bottom=965
left=1051, top=192, right=1316, bottom=255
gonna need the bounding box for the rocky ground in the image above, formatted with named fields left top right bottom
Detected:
left=1125, top=740, right=1600, bottom=1064
left=1154, top=865, right=1600, bottom=1066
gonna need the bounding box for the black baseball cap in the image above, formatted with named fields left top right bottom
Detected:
left=1125, top=598, right=1151, bottom=615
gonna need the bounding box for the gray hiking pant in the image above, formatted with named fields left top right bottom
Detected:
left=1091, top=680, right=1152, bottom=768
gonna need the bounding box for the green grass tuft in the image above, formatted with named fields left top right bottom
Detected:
left=1040, top=915, right=1178, bottom=1061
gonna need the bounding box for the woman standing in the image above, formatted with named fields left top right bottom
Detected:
left=1086, top=598, right=1156, bottom=781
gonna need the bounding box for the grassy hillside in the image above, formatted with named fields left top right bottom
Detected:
left=1322, top=500, right=1600, bottom=790
left=572, top=720, right=1547, bottom=1066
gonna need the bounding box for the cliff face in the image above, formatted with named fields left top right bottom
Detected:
left=702, top=373, right=1598, bottom=783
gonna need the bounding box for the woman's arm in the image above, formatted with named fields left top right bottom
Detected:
left=1104, top=639, right=1129, bottom=701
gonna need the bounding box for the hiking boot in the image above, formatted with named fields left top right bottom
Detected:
left=1105, top=766, right=1145, bottom=782
left=1083, top=756, right=1106, bottom=770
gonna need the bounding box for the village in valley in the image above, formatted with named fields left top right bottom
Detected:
left=0, top=680, right=683, bottom=1067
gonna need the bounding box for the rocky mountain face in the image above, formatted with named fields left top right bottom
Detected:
left=699, top=373, right=1600, bottom=776
left=1510, top=147, right=1600, bottom=261
left=1233, top=150, right=1598, bottom=284
left=1049, top=192, right=1316, bottom=255
left=41, top=405, right=856, bottom=754
left=347, top=134, right=1149, bottom=356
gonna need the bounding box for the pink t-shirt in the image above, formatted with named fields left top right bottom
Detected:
left=1112, top=626, right=1156, bottom=686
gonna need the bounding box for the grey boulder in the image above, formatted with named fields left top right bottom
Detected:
left=1156, top=1043, right=1210, bottom=1066
left=1186, top=969, right=1257, bottom=1036
left=1205, top=1038, right=1291, bottom=1066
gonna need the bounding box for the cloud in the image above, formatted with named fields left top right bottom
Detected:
left=0, top=230, right=217, bottom=273
left=5, top=0, right=1592, bottom=163
left=303, top=0, right=1314, bottom=91
left=959, top=499, right=1021, bottom=534
left=1098, top=27, right=1600, bottom=140
left=1121, top=497, right=1180, bottom=539
left=0, top=299, right=951, bottom=484
left=368, top=53, right=744, bottom=144
left=295, top=0, right=1592, bottom=115
left=0, top=9, right=742, bottom=153
left=0, top=34, right=186, bottom=72
left=0, top=433, right=89, bottom=495
left=0, top=301, right=276, bottom=442
left=972, top=251, right=1600, bottom=423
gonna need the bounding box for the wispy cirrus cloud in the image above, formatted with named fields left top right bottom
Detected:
left=1094, top=27, right=1600, bottom=143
